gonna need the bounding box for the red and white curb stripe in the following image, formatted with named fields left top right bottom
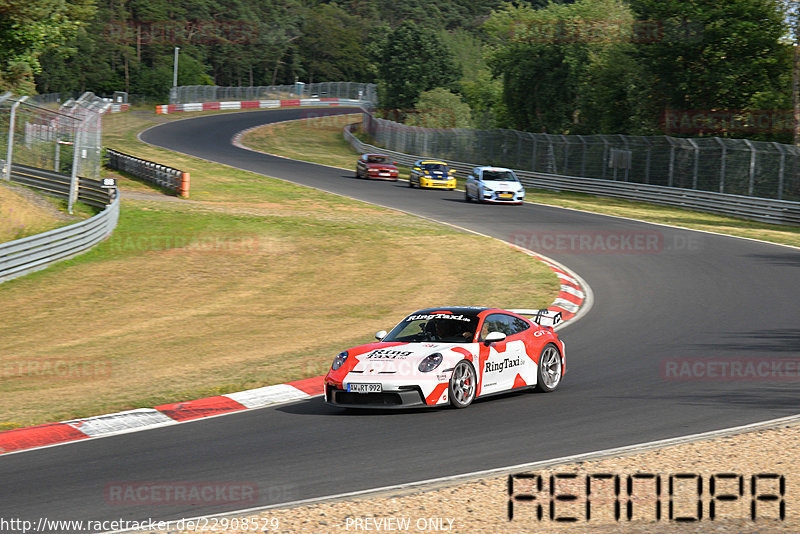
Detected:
left=0, top=254, right=586, bottom=456
left=510, top=245, right=586, bottom=321
left=155, top=98, right=361, bottom=114
left=0, top=378, right=322, bottom=455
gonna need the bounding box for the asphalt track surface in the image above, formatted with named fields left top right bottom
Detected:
left=3, top=108, right=799, bottom=531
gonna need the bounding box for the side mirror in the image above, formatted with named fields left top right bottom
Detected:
left=449, top=169, right=457, bottom=174
left=484, top=331, right=506, bottom=344
left=375, top=330, right=387, bottom=341
left=413, top=167, right=421, bottom=171
left=392, top=162, right=398, bottom=165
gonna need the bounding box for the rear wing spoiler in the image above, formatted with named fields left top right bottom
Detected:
left=508, top=309, right=562, bottom=328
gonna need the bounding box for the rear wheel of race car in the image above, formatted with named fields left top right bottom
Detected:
left=535, top=343, right=563, bottom=392
left=449, top=360, right=477, bottom=408
left=464, top=189, right=472, bottom=202
left=408, top=176, right=414, bottom=187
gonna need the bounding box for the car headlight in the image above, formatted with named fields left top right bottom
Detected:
left=418, top=353, right=443, bottom=373
left=331, top=351, right=348, bottom=370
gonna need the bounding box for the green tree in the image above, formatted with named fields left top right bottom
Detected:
left=297, top=4, right=373, bottom=83
left=406, top=87, right=473, bottom=128
left=438, top=29, right=502, bottom=128
left=629, top=0, right=788, bottom=133
left=377, top=21, right=460, bottom=111
left=486, top=0, right=636, bottom=133
left=0, top=0, right=96, bottom=94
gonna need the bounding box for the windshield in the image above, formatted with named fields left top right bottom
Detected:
left=482, top=170, right=517, bottom=181
left=367, top=155, right=389, bottom=164
left=383, top=312, right=479, bottom=343
left=421, top=163, right=447, bottom=173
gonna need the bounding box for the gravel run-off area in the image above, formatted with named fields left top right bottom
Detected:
left=153, top=415, right=798, bottom=534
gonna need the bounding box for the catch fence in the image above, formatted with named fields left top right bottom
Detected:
left=170, top=83, right=377, bottom=105
left=362, top=113, right=800, bottom=202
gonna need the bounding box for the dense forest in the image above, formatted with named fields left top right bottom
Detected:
left=1, top=0, right=798, bottom=142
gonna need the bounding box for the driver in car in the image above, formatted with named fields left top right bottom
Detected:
left=432, top=319, right=474, bottom=342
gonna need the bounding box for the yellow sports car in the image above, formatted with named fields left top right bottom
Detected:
left=408, top=160, right=457, bottom=189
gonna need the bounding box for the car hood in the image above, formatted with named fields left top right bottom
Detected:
left=483, top=181, right=522, bottom=191
left=352, top=342, right=468, bottom=372
left=366, top=164, right=397, bottom=170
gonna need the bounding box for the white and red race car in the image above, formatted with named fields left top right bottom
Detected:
left=324, top=307, right=565, bottom=409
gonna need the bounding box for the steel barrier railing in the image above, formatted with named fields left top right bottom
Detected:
left=105, top=149, right=189, bottom=197
left=0, top=165, right=119, bottom=283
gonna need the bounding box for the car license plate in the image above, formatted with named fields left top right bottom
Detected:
left=347, top=383, right=382, bottom=393
left=379, top=172, right=390, bottom=176
left=499, top=193, right=513, bottom=198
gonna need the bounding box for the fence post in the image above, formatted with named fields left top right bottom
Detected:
left=667, top=138, right=676, bottom=188
left=773, top=142, right=785, bottom=200
left=601, top=136, right=609, bottom=179
left=643, top=137, right=652, bottom=184
left=619, top=135, right=629, bottom=181
left=69, top=113, right=87, bottom=214
left=714, top=138, right=727, bottom=193
left=577, top=135, right=587, bottom=177
left=687, top=138, right=699, bottom=189
left=4, top=96, right=28, bottom=181
left=531, top=133, right=538, bottom=171
left=743, top=139, right=756, bottom=196
left=561, top=135, right=570, bottom=175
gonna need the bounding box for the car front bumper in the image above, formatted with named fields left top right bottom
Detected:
left=420, top=177, right=456, bottom=189
left=367, top=170, right=398, bottom=180
left=325, top=384, right=430, bottom=408
left=323, top=373, right=450, bottom=408
left=482, top=190, right=525, bottom=203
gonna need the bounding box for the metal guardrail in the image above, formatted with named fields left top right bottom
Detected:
left=344, top=124, right=800, bottom=226
left=0, top=164, right=119, bottom=283
left=9, top=163, right=113, bottom=208
left=105, top=148, right=189, bottom=197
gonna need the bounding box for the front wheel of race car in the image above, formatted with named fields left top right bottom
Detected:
left=449, top=360, right=477, bottom=408
left=535, top=343, right=563, bottom=392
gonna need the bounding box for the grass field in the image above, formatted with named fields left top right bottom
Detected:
left=241, top=115, right=800, bottom=249
left=0, top=182, right=94, bottom=243
left=0, top=108, right=560, bottom=429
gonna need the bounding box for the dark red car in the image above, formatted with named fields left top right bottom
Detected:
left=356, top=154, right=399, bottom=181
